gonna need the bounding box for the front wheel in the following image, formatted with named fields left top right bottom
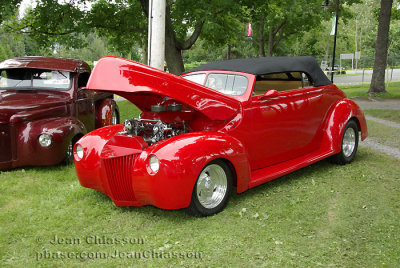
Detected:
left=63, top=135, right=82, bottom=165
left=63, top=140, right=75, bottom=165
left=330, top=120, right=359, bottom=165
left=111, top=108, right=119, bottom=125
left=187, top=160, right=233, bottom=217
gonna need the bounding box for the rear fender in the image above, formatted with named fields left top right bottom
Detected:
left=321, top=99, right=368, bottom=154
left=95, top=98, right=119, bottom=128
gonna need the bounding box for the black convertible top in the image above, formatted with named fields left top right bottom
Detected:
left=184, top=56, right=332, bottom=87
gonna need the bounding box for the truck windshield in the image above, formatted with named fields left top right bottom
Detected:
left=0, top=68, right=72, bottom=91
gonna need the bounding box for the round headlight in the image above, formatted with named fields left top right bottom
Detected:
left=76, top=144, right=84, bottom=160
left=38, top=134, right=52, bottom=147
left=149, top=155, right=159, bottom=173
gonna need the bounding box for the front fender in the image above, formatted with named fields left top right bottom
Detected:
left=74, top=124, right=124, bottom=193
left=132, top=132, right=251, bottom=209
left=15, top=117, right=87, bottom=166
left=321, top=99, right=368, bottom=154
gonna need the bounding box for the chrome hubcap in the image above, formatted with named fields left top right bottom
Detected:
left=342, top=127, right=356, bottom=157
left=112, top=109, right=118, bottom=125
left=196, top=164, right=228, bottom=209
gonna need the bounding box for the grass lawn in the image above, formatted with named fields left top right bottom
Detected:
left=364, top=110, right=400, bottom=124
left=117, top=100, right=141, bottom=122
left=340, top=81, right=400, bottom=98
left=1, top=103, right=400, bottom=267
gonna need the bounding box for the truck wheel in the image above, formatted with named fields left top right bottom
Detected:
left=63, top=136, right=81, bottom=165
left=63, top=141, right=75, bottom=165
left=112, top=108, right=119, bottom=125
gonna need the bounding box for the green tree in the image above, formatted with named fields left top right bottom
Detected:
left=240, top=0, right=330, bottom=57
left=0, top=46, right=8, bottom=61
left=0, top=0, right=21, bottom=24
left=9, top=0, right=245, bottom=74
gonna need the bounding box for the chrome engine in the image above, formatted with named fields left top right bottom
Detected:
left=122, top=118, right=187, bottom=144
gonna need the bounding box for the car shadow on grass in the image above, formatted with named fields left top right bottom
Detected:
left=72, top=152, right=371, bottom=220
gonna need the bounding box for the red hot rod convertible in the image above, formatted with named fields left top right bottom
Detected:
left=0, top=57, right=119, bottom=170
left=74, top=56, right=367, bottom=217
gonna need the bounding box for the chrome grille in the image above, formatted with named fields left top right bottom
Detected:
left=102, top=154, right=137, bottom=202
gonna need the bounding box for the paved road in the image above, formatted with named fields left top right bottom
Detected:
left=330, top=69, right=400, bottom=85
left=352, top=98, right=400, bottom=160
left=351, top=97, right=400, bottom=110
left=359, top=115, right=400, bottom=160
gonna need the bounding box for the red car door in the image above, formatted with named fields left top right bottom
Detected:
left=242, top=86, right=334, bottom=171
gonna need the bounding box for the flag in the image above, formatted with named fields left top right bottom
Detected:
left=247, top=23, right=252, bottom=38
left=330, top=13, right=336, bottom=36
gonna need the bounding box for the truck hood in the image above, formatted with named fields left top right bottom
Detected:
left=86, top=57, right=240, bottom=121
left=0, top=91, right=70, bottom=123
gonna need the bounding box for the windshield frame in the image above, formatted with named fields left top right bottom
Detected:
left=0, top=68, right=73, bottom=91
left=181, top=70, right=255, bottom=102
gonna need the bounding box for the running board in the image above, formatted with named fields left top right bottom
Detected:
left=249, top=149, right=334, bottom=189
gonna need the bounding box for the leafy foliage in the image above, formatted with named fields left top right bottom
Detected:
left=16, top=0, right=88, bottom=48
left=0, top=0, right=21, bottom=24
left=1, top=0, right=399, bottom=75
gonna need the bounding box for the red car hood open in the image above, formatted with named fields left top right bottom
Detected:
left=86, top=57, right=240, bottom=121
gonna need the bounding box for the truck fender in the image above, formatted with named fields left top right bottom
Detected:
left=15, top=117, right=87, bottom=165
left=95, top=98, right=119, bottom=128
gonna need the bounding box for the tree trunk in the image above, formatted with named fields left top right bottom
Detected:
left=266, top=21, right=286, bottom=57
left=227, top=44, right=231, bottom=60
left=259, top=15, right=265, bottom=57
left=369, top=0, right=393, bottom=94
left=165, top=22, right=184, bottom=74
left=163, top=4, right=184, bottom=74
left=141, top=35, right=148, bottom=64
left=140, top=0, right=203, bottom=75
left=325, top=35, right=331, bottom=63
left=267, top=29, right=273, bottom=57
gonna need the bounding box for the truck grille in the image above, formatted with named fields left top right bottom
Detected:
left=102, top=154, right=137, bottom=202
left=0, top=124, right=12, bottom=162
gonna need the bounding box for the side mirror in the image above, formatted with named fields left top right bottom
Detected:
left=260, top=89, right=278, bottom=99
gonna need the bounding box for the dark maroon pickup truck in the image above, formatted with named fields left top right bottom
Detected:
left=0, top=56, right=119, bottom=170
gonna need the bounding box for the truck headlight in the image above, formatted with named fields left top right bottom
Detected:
left=149, top=155, right=159, bottom=173
left=38, top=134, right=52, bottom=147
left=75, top=144, right=84, bottom=160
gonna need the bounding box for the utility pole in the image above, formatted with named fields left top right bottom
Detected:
left=147, top=0, right=166, bottom=70
left=331, top=0, right=339, bottom=83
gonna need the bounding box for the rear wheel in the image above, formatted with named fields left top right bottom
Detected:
left=187, top=160, right=232, bottom=217
left=330, top=120, right=359, bottom=165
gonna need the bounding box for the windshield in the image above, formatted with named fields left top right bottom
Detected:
left=182, top=73, right=248, bottom=96
left=0, top=68, right=72, bottom=91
